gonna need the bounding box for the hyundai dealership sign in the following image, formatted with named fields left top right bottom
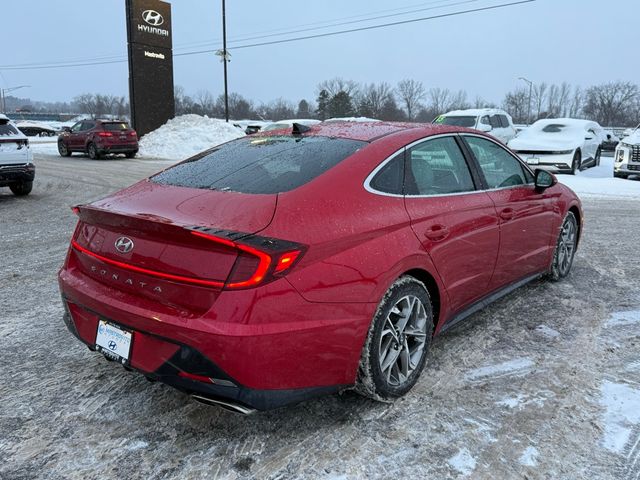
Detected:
left=126, top=0, right=175, bottom=137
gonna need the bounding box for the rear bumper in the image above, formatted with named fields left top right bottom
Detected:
left=58, top=265, right=373, bottom=410
left=0, top=162, right=35, bottom=187
left=97, top=144, right=138, bottom=154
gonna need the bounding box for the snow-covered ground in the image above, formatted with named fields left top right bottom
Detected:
left=138, top=114, right=245, bottom=160
left=558, top=154, right=640, bottom=199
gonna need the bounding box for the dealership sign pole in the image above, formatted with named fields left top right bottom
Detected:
left=125, top=0, right=175, bottom=137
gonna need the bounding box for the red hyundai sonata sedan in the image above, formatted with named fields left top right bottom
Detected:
left=58, top=122, right=582, bottom=413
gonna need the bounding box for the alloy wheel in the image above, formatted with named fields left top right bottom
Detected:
left=557, top=216, right=577, bottom=276
left=378, top=295, right=428, bottom=387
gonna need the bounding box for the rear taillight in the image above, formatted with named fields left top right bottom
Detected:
left=190, top=229, right=306, bottom=290
left=97, top=132, right=113, bottom=137
left=129, top=130, right=137, bottom=138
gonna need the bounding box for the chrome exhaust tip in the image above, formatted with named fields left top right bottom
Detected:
left=192, top=395, right=256, bottom=415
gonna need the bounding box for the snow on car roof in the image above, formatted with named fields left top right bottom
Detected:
left=442, top=108, right=509, bottom=117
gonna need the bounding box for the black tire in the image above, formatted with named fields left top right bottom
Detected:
left=595, top=147, right=602, bottom=167
left=549, top=212, right=578, bottom=281
left=570, top=150, right=581, bottom=175
left=125, top=151, right=137, bottom=159
left=87, top=143, right=101, bottom=160
left=356, top=276, right=433, bottom=400
left=614, top=172, right=628, bottom=179
left=58, top=140, right=71, bottom=157
left=10, top=181, right=33, bottom=196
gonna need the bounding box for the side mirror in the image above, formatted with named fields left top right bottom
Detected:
left=62, top=126, right=72, bottom=133
left=478, top=123, right=492, bottom=132
left=535, top=169, right=557, bottom=191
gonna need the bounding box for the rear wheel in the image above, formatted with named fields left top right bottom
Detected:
left=125, top=151, right=137, bottom=159
left=549, top=212, right=578, bottom=281
left=58, top=141, right=71, bottom=157
left=570, top=150, right=581, bottom=175
left=356, top=276, right=433, bottom=400
left=10, top=181, right=33, bottom=196
left=87, top=143, right=101, bottom=160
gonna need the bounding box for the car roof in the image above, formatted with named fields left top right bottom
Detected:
left=256, top=121, right=470, bottom=143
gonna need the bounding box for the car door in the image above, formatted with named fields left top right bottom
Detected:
left=403, top=135, right=501, bottom=313
left=67, top=121, right=84, bottom=149
left=489, top=114, right=506, bottom=143
left=461, top=134, right=557, bottom=290
left=585, top=127, right=600, bottom=160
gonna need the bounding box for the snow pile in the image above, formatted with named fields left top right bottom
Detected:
left=138, top=115, right=245, bottom=160
left=559, top=156, right=640, bottom=199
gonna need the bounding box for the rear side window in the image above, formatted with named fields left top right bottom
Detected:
left=152, top=136, right=366, bottom=194
left=406, top=136, right=475, bottom=196
left=103, top=122, right=129, bottom=131
left=369, top=152, right=404, bottom=194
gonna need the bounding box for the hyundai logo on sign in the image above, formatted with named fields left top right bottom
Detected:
left=142, top=9, right=164, bottom=26
left=108, top=340, right=118, bottom=351
left=115, top=237, right=135, bottom=254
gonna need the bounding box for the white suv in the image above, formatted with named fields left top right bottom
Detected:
left=614, top=124, right=640, bottom=179
left=434, top=108, right=517, bottom=144
left=0, top=114, right=35, bottom=196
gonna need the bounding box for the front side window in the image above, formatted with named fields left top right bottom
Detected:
left=499, top=115, right=511, bottom=128
left=489, top=115, right=502, bottom=128
left=405, top=136, right=475, bottom=196
left=71, top=122, right=83, bottom=133
left=464, top=136, right=531, bottom=189
left=153, top=136, right=366, bottom=194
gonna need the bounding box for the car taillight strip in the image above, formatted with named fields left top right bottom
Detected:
left=71, top=240, right=225, bottom=288
left=189, top=231, right=272, bottom=289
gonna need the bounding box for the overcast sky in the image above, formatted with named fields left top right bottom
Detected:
left=1, top=0, right=637, bottom=105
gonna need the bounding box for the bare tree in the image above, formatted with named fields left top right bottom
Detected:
left=569, top=86, right=584, bottom=118
left=533, top=82, right=548, bottom=119
left=584, top=81, right=639, bottom=126
left=396, top=79, right=426, bottom=120
left=357, top=82, right=393, bottom=118
left=194, top=90, right=215, bottom=115
left=317, top=77, right=360, bottom=98
left=502, top=88, right=529, bottom=124
left=427, top=88, right=451, bottom=116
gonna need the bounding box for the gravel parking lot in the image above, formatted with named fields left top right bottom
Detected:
left=2, top=152, right=640, bottom=479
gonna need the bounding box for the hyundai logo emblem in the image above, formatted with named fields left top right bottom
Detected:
left=108, top=340, right=118, bottom=351
left=142, top=9, right=164, bottom=26
left=115, top=237, right=134, bottom=254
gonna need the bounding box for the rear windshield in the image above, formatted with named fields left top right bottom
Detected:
left=438, top=116, right=477, bottom=128
left=0, top=123, right=19, bottom=136
left=541, top=124, right=566, bottom=133
left=103, top=122, right=129, bottom=131
left=152, top=136, right=366, bottom=194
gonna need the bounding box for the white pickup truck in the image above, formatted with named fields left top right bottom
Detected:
left=0, top=114, right=35, bottom=196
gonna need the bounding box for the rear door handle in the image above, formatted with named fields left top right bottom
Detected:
left=424, top=224, right=450, bottom=241
left=500, top=208, right=514, bottom=221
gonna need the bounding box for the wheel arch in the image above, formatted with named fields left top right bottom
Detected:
left=568, top=204, right=582, bottom=246
left=401, top=268, right=442, bottom=335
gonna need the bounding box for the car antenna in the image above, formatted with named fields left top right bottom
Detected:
left=292, top=123, right=311, bottom=135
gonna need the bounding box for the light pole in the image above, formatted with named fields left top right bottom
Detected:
left=215, top=0, right=230, bottom=122
left=519, top=77, right=533, bottom=125
left=1, top=85, right=31, bottom=113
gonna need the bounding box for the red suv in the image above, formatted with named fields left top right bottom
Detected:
left=58, top=120, right=138, bottom=159
left=58, top=122, right=582, bottom=413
